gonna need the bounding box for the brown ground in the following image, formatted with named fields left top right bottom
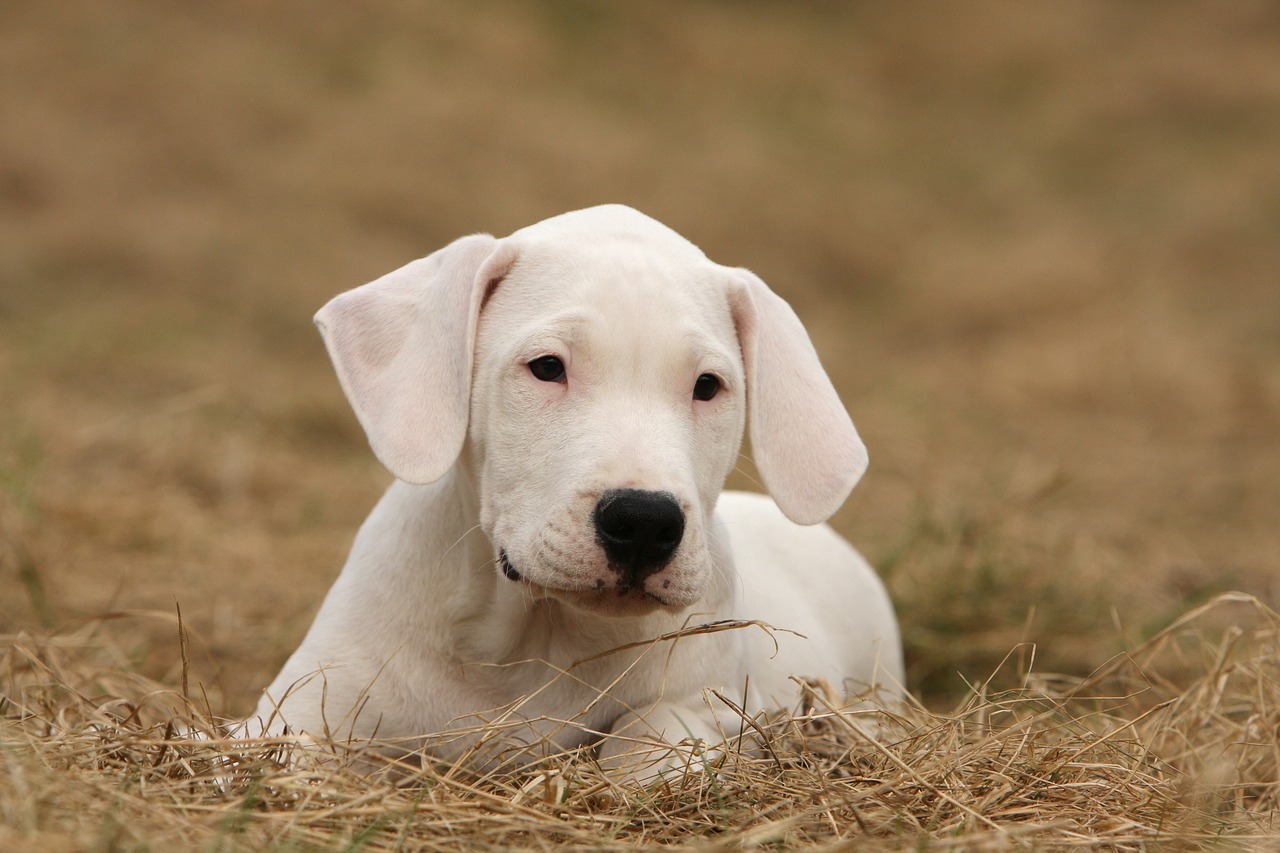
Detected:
left=2, top=0, right=1278, bottom=718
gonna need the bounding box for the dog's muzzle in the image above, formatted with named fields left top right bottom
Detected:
left=593, top=489, right=685, bottom=590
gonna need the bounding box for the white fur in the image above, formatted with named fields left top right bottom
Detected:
left=249, top=205, right=903, bottom=778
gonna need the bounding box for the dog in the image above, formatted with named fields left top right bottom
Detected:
left=247, top=205, right=903, bottom=779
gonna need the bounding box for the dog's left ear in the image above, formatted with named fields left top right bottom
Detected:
left=729, top=269, right=868, bottom=525
left=314, top=235, right=515, bottom=484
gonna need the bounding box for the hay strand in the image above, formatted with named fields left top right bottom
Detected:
left=2, top=593, right=1277, bottom=850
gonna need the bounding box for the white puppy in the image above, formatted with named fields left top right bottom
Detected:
left=250, top=205, right=902, bottom=777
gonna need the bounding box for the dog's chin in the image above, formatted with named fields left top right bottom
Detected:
left=521, top=575, right=690, bottom=617
left=545, top=586, right=674, bottom=617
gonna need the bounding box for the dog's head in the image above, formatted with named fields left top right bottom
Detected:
left=315, top=205, right=866, bottom=615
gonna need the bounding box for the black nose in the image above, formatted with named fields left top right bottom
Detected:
left=594, top=489, right=685, bottom=584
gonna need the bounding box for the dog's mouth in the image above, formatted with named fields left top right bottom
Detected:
left=497, top=548, right=676, bottom=612
left=499, top=550, right=522, bottom=582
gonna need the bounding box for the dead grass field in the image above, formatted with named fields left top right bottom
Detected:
left=2, top=1, right=1278, bottom=849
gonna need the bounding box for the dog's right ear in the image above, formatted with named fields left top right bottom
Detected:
left=314, top=234, right=514, bottom=484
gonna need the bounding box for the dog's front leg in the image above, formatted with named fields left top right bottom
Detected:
left=597, top=700, right=743, bottom=785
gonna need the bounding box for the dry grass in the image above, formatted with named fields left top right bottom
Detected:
left=3, top=594, right=1277, bottom=851
left=3, top=0, right=1280, bottom=848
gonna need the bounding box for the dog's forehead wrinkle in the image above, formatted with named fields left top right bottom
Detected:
left=486, top=277, right=700, bottom=343
left=504, top=229, right=720, bottom=299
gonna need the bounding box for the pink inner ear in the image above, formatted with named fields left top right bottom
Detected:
left=731, top=269, right=867, bottom=525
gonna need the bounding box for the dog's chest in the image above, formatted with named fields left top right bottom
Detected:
left=445, top=608, right=735, bottom=726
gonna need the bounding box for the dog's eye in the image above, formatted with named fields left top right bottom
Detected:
left=693, top=373, right=721, bottom=401
left=528, top=355, right=566, bottom=383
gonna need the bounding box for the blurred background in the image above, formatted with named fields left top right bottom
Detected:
left=2, top=1, right=1277, bottom=710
